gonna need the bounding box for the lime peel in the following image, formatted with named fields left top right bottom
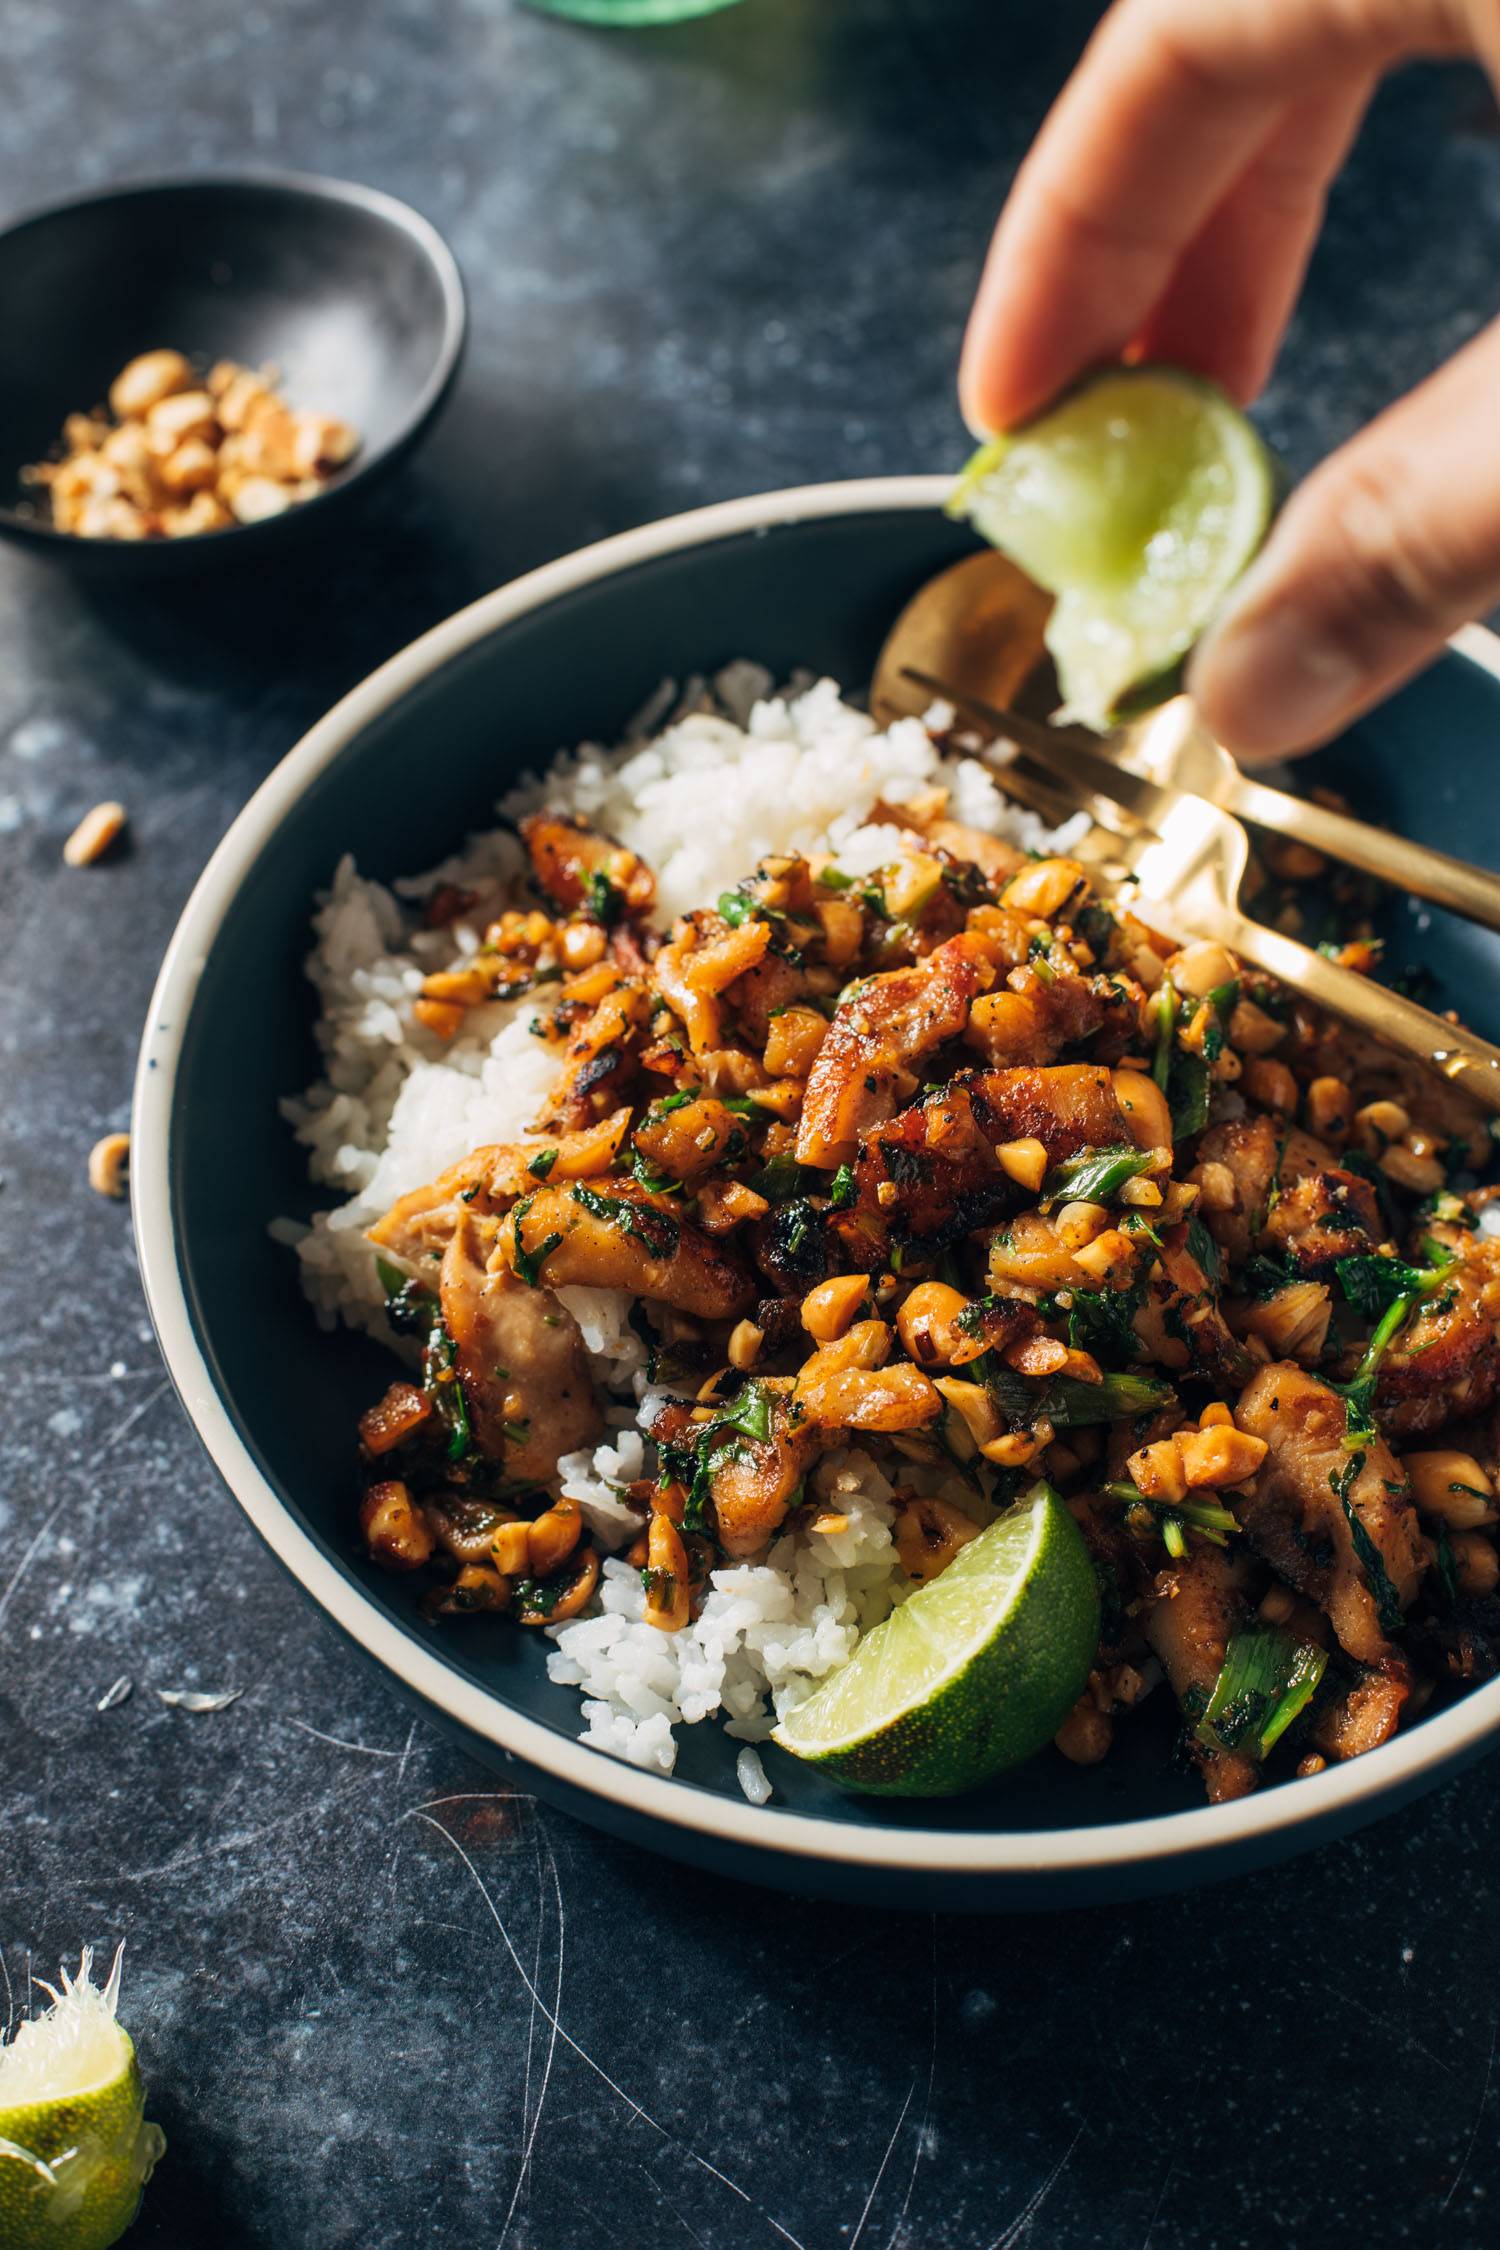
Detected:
left=949, top=365, right=1277, bottom=732
left=0, top=1947, right=165, bottom=2250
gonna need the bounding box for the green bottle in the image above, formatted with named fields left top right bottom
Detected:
left=522, top=0, right=742, bottom=20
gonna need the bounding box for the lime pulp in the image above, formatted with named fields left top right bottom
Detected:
left=0, top=1950, right=165, bottom=2250
left=949, top=365, right=1277, bottom=732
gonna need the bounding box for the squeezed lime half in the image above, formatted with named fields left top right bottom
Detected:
left=0, top=1948, right=165, bottom=2250
left=771, top=1484, right=1098, bottom=1796
left=949, top=365, right=1277, bottom=732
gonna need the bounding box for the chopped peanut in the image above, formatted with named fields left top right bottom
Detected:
left=1241, top=1057, right=1298, bottom=1114
left=1054, top=1698, right=1114, bottom=1764
left=894, top=1496, right=980, bottom=1584
left=1000, top=856, right=1086, bottom=918
left=1403, top=1450, right=1496, bottom=1528
left=63, top=801, right=127, bottom=867
left=994, top=1135, right=1049, bottom=1191
left=1111, top=1068, right=1172, bottom=1151
left=1168, top=940, right=1237, bottom=997
left=87, top=1131, right=131, bottom=1198
left=801, top=1272, right=873, bottom=1342
left=644, top=1512, right=691, bottom=1630
left=358, top=1382, right=432, bottom=1455
left=359, top=1481, right=435, bottom=1571
left=1176, top=1425, right=1269, bottom=1488
left=109, top=348, right=192, bottom=419
left=895, top=1282, right=974, bottom=1367
left=728, top=1319, right=764, bottom=1371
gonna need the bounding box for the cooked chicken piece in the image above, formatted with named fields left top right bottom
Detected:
left=725, top=947, right=820, bottom=1048
left=794, top=1326, right=943, bottom=1432
left=970, top=1063, right=1129, bottom=1159
left=1141, top=1543, right=1261, bottom=1803
left=923, top=818, right=1026, bottom=884
left=1307, top=1668, right=1409, bottom=1762
left=649, top=1387, right=823, bottom=1558
left=796, top=933, right=992, bottom=1168
left=1377, top=1228, right=1500, bottom=1437
left=828, top=1061, right=1134, bottom=1267
left=519, top=811, right=654, bottom=916
left=1235, top=1362, right=1425, bottom=1665
left=1133, top=1224, right=1251, bottom=1386
left=836, top=1084, right=1014, bottom=1263
left=964, top=962, right=1136, bottom=1069
left=539, top=980, right=651, bottom=1129
left=501, top=1178, right=755, bottom=1320
left=439, top=1214, right=600, bottom=1479
left=368, top=1149, right=494, bottom=1273
left=368, top=1111, right=633, bottom=1269
left=632, top=1095, right=745, bottom=1184
left=654, top=914, right=773, bottom=1055
left=1193, top=1114, right=1379, bottom=1271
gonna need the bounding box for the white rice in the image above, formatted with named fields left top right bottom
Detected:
left=284, top=669, right=1078, bottom=1793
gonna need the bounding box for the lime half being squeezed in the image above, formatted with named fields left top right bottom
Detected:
left=772, top=1484, right=1098, bottom=1797
left=949, top=365, right=1277, bottom=732
left=0, top=1948, right=164, bottom=2250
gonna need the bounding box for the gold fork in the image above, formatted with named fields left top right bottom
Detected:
left=911, top=672, right=1500, bottom=1114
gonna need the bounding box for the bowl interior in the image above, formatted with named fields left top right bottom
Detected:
left=0, top=177, right=458, bottom=526
left=164, top=502, right=1500, bottom=1850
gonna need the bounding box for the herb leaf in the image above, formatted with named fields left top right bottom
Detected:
left=572, top=1182, right=682, bottom=1260
left=1331, top=1452, right=1405, bottom=1635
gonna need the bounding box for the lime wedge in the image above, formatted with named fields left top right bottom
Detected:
left=949, top=365, right=1277, bottom=731
left=0, top=1949, right=165, bottom=2250
left=771, top=1484, right=1098, bottom=1796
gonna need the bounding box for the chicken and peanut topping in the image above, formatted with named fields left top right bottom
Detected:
left=355, top=795, right=1500, bottom=1801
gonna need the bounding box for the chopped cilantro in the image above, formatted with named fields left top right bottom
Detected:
left=583, top=870, right=625, bottom=926
left=572, top=1182, right=682, bottom=1260
left=1186, top=1214, right=1222, bottom=1286
left=509, top=1193, right=563, bottom=1289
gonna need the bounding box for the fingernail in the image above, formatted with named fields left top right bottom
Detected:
left=1189, top=585, right=1362, bottom=762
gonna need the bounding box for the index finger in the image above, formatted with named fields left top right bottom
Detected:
left=959, top=0, right=1465, bottom=433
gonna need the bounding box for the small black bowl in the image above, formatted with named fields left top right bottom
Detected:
left=0, top=170, right=466, bottom=569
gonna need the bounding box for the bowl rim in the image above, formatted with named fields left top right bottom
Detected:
left=133, top=472, right=1500, bottom=1880
left=0, top=166, right=467, bottom=551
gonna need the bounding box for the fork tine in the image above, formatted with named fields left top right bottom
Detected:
left=918, top=664, right=1147, bottom=848
left=980, top=755, right=1096, bottom=833
left=907, top=663, right=1181, bottom=835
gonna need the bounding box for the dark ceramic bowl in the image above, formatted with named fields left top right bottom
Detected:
left=133, top=479, right=1500, bottom=1908
left=0, top=172, right=465, bottom=568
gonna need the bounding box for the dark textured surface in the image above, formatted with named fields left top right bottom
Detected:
left=4, top=5, right=1500, bottom=2245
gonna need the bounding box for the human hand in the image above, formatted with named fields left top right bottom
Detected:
left=959, top=0, right=1500, bottom=761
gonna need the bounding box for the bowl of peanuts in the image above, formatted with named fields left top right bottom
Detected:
left=0, top=170, right=465, bottom=565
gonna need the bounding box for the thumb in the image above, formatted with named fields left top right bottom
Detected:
left=1188, top=316, right=1500, bottom=762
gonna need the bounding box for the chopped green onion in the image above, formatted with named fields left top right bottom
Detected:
left=1198, top=1626, right=1328, bottom=1760
left=1044, top=1144, right=1154, bottom=1206
left=1151, top=982, right=1176, bottom=1090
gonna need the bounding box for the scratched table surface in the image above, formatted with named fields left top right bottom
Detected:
left=4, top=5, right=1500, bottom=2245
